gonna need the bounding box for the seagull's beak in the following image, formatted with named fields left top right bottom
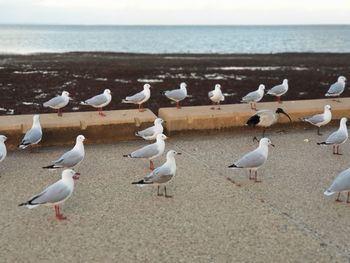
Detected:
left=69, top=97, right=74, bottom=101
left=176, top=152, right=182, bottom=155
left=270, top=143, right=275, bottom=147
left=73, top=172, right=80, bottom=180
left=3, top=136, right=7, bottom=141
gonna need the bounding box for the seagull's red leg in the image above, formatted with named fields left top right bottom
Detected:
left=176, top=101, right=181, bottom=109
left=347, top=192, right=350, bottom=203
left=98, top=107, right=106, bottom=117
left=150, top=160, right=154, bottom=170
left=337, top=145, right=342, bottom=155
left=333, top=145, right=335, bottom=154
left=139, top=104, right=145, bottom=112
left=57, top=108, right=62, bottom=117
left=55, top=205, right=67, bottom=220
left=249, top=170, right=252, bottom=180
left=210, top=102, right=215, bottom=110
left=254, top=171, right=262, bottom=183
left=217, top=102, right=221, bottom=110
left=276, top=96, right=282, bottom=104
left=335, top=192, right=342, bottom=202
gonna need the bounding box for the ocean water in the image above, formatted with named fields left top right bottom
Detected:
left=0, top=25, right=350, bottom=54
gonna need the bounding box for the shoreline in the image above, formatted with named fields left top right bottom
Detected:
left=0, top=52, right=349, bottom=115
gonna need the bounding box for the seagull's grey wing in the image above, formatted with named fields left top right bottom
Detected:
left=165, top=89, right=186, bottom=101
left=43, top=96, right=65, bottom=108
left=242, top=91, right=259, bottom=102
left=125, top=91, right=146, bottom=103
left=54, top=149, right=84, bottom=167
left=328, top=168, right=350, bottom=193
left=28, top=180, right=71, bottom=205
left=145, top=165, right=173, bottom=184
left=85, top=94, right=108, bottom=106
left=22, top=127, right=42, bottom=144
left=326, top=130, right=347, bottom=145
left=235, top=150, right=266, bottom=168
left=304, top=113, right=324, bottom=125
left=268, top=84, right=285, bottom=95
left=208, top=91, right=214, bottom=99
left=131, top=143, right=159, bottom=158
left=327, top=82, right=344, bottom=95
left=137, top=126, right=156, bottom=137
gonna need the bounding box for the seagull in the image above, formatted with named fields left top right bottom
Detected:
left=42, top=135, right=85, bottom=175
left=135, top=118, right=164, bottom=141
left=267, top=79, right=288, bottom=103
left=43, top=91, right=71, bottom=116
left=324, top=167, right=350, bottom=203
left=81, top=89, right=112, bottom=117
left=208, top=84, right=224, bottom=110
left=18, top=115, right=42, bottom=152
left=325, top=76, right=347, bottom=101
left=228, top=138, right=274, bottom=182
left=317, top=117, right=348, bottom=155
left=123, top=134, right=167, bottom=170
left=163, top=82, right=188, bottom=109
left=122, top=84, right=151, bottom=112
left=301, top=105, right=332, bottom=136
left=246, top=108, right=292, bottom=136
left=132, top=150, right=181, bottom=198
left=19, top=169, right=78, bottom=220
left=241, top=84, right=265, bottom=110
left=0, top=135, right=7, bottom=163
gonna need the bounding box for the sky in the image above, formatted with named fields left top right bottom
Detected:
left=0, top=0, right=350, bottom=25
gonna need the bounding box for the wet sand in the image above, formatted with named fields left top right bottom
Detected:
left=1, top=127, right=350, bottom=262
left=0, top=52, right=349, bottom=115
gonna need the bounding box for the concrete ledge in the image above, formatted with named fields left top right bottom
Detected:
left=0, top=109, right=156, bottom=150
left=159, top=98, right=350, bottom=133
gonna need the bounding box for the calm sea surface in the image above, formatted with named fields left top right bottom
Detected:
left=0, top=25, right=349, bottom=54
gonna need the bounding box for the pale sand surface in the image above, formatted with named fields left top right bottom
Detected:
left=1, top=126, right=350, bottom=262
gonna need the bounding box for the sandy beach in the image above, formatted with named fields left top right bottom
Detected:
left=0, top=52, right=349, bottom=115
left=1, top=126, right=350, bottom=262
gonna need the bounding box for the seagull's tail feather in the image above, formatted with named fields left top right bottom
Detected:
left=80, top=101, right=88, bottom=105
left=123, top=154, right=131, bottom=158
left=43, top=102, right=49, bottom=108
left=228, top=163, right=238, bottom=169
left=324, top=189, right=335, bottom=196
left=18, top=142, right=29, bottom=149
left=42, top=164, right=58, bottom=169
left=317, top=142, right=328, bottom=146
left=122, top=99, right=133, bottom=104
left=135, top=132, right=141, bottom=137
left=18, top=201, right=39, bottom=209
left=132, top=179, right=152, bottom=185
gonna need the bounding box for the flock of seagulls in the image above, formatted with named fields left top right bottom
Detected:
left=0, top=75, right=349, bottom=221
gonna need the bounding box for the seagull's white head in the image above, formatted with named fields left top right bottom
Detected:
left=325, top=105, right=332, bottom=111
left=258, top=84, right=265, bottom=91
left=154, top=118, right=164, bottom=125
left=260, top=138, right=275, bottom=147
left=144, top=84, right=151, bottom=90
left=215, top=84, right=221, bottom=90
left=76, top=135, right=85, bottom=143
left=0, top=135, right=7, bottom=142
left=62, top=169, right=78, bottom=179
left=180, top=82, right=187, bottom=90
left=167, top=150, right=181, bottom=158
left=283, top=79, right=288, bottom=85
left=104, top=89, right=111, bottom=95
left=156, top=134, right=168, bottom=141
left=62, top=91, right=70, bottom=97
left=33, top=114, right=40, bottom=122
left=340, top=117, right=348, bottom=125
left=338, top=76, right=347, bottom=83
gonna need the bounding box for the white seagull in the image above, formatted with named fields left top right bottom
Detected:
left=19, top=169, right=78, bottom=220
left=317, top=117, right=348, bottom=155
left=43, top=91, right=71, bottom=116
left=163, top=82, right=188, bottom=109
left=123, top=134, right=167, bottom=170
left=246, top=108, right=292, bottom=136
left=81, top=89, right=112, bottom=117
left=0, top=135, right=7, bottom=163
left=132, top=150, right=181, bottom=197
left=325, top=76, right=347, bottom=100
left=301, top=105, right=332, bottom=136
left=324, top=167, right=350, bottom=203
left=42, top=135, right=85, bottom=175
left=135, top=118, right=164, bottom=141
left=267, top=79, right=288, bottom=103
left=241, top=84, right=265, bottom=110
left=122, top=84, right=151, bottom=112
left=18, top=115, right=42, bottom=151
left=208, top=84, right=225, bottom=110
left=228, top=138, right=274, bottom=182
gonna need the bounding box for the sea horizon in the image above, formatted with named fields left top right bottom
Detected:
left=0, top=24, right=350, bottom=54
